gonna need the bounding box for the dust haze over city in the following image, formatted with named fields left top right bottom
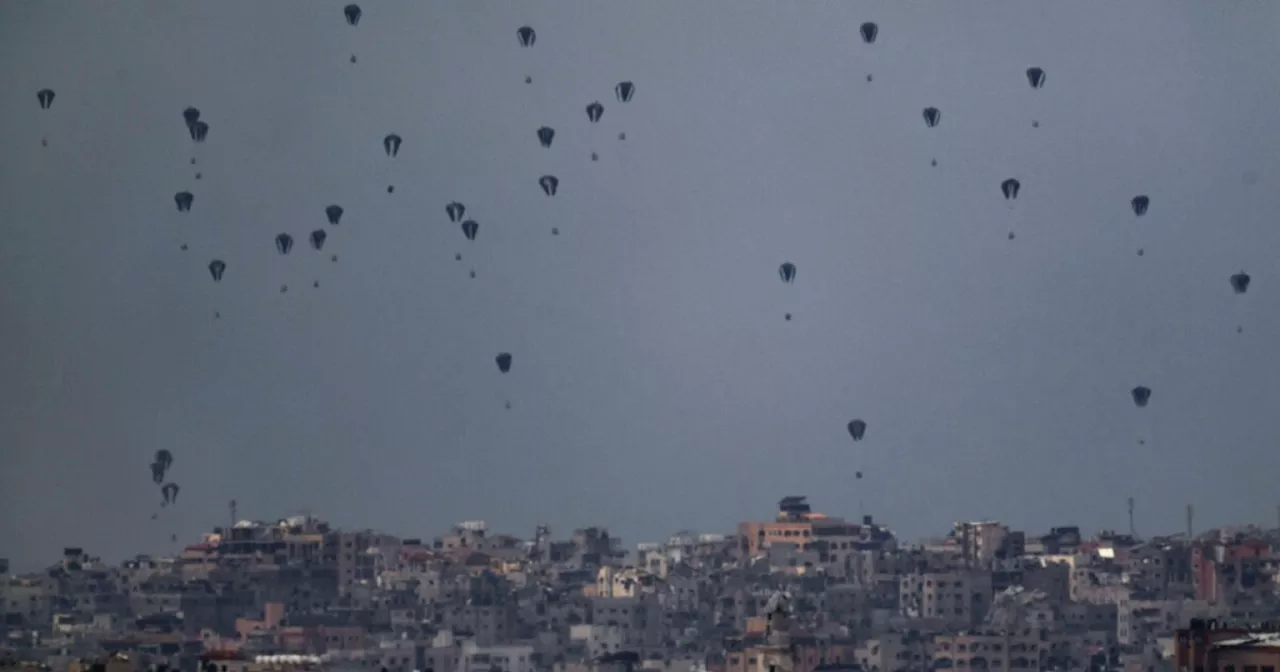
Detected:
left=3, top=0, right=1280, bottom=580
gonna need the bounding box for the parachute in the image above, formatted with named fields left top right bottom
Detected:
left=922, top=107, right=941, bottom=128
left=615, top=81, right=636, bottom=103
left=1230, top=271, right=1253, bottom=333
left=1026, top=67, right=1046, bottom=89
left=517, top=26, right=536, bottom=48
left=343, top=4, right=361, bottom=26
left=539, top=175, right=559, bottom=196
left=1131, top=195, right=1149, bottom=217
left=1001, top=179, right=1020, bottom=200
left=325, top=205, right=344, bottom=225
left=149, top=450, right=174, bottom=485
left=342, top=5, right=363, bottom=62
left=37, top=88, right=55, bottom=110
left=586, top=102, right=604, bottom=123
left=181, top=109, right=206, bottom=156
left=208, top=260, right=226, bottom=282
left=1230, top=271, right=1250, bottom=295
left=310, top=229, right=327, bottom=251
left=461, top=220, right=478, bottom=241
left=859, top=23, right=878, bottom=44
left=175, top=192, right=194, bottom=212
left=161, top=483, right=180, bottom=506
left=275, top=233, right=294, bottom=255
left=1131, top=386, right=1152, bottom=408
left=188, top=121, right=209, bottom=143
left=383, top=134, right=402, bottom=157
left=495, top=353, right=512, bottom=373
left=537, top=126, right=555, bottom=148
left=778, top=262, right=797, bottom=284
left=847, top=419, right=867, bottom=441
left=446, top=202, right=466, bottom=223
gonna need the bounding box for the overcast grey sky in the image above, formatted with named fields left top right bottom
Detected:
left=2, top=1, right=1279, bottom=570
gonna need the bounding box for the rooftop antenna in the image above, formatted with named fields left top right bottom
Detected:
left=1127, top=497, right=1137, bottom=538
left=1186, top=503, right=1194, bottom=540
left=229, top=499, right=237, bottom=527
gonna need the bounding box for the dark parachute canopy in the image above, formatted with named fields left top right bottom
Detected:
left=517, top=26, right=536, bottom=48
left=859, top=22, right=878, bottom=44
left=1001, top=179, right=1020, bottom=200
left=778, top=262, right=797, bottom=284
left=37, top=88, right=56, bottom=110
left=461, top=219, right=478, bottom=241
left=161, top=483, right=180, bottom=506
left=182, top=106, right=200, bottom=126
left=1131, top=386, right=1152, bottom=408
left=189, top=121, right=210, bottom=143
left=1230, top=271, right=1251, bottom=294
left=537, top=126, right=555, bottom=148
left=325, top=204, right=344, bottom=225
left=615, top=81, right=636, bottom=103
left=175, top=191, right=194, bottom=212
left=149, top=449, right=174, bottom=485
left=275, top=233, right=294, bottom=255
left=343, top=4, right=361, bottom=26
left=586, top=101, right=604, bottom=123
left=1026, top=67, right=1046, bottom=89
left=495, top=352, right=512, bottom=373
left=446, top=201, right=466, bottom=223
left=1131, top=195, right=1150, bottom=217
left=847, top=419, right=867, bottom=441
left=383, top=133, right=402, bottom=157
left=922, top=107, right=941, bottom=128
left=539, top=175, right=559, bottom=196
left=208, top=260, right=226, bottom=282
left=310, top=229, right=327, bottom=251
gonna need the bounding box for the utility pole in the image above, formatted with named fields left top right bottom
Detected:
left=1128, top=497, right=1137, bottom=538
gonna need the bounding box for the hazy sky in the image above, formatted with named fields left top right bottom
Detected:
left=2, top=1, right=1279, bottom=570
